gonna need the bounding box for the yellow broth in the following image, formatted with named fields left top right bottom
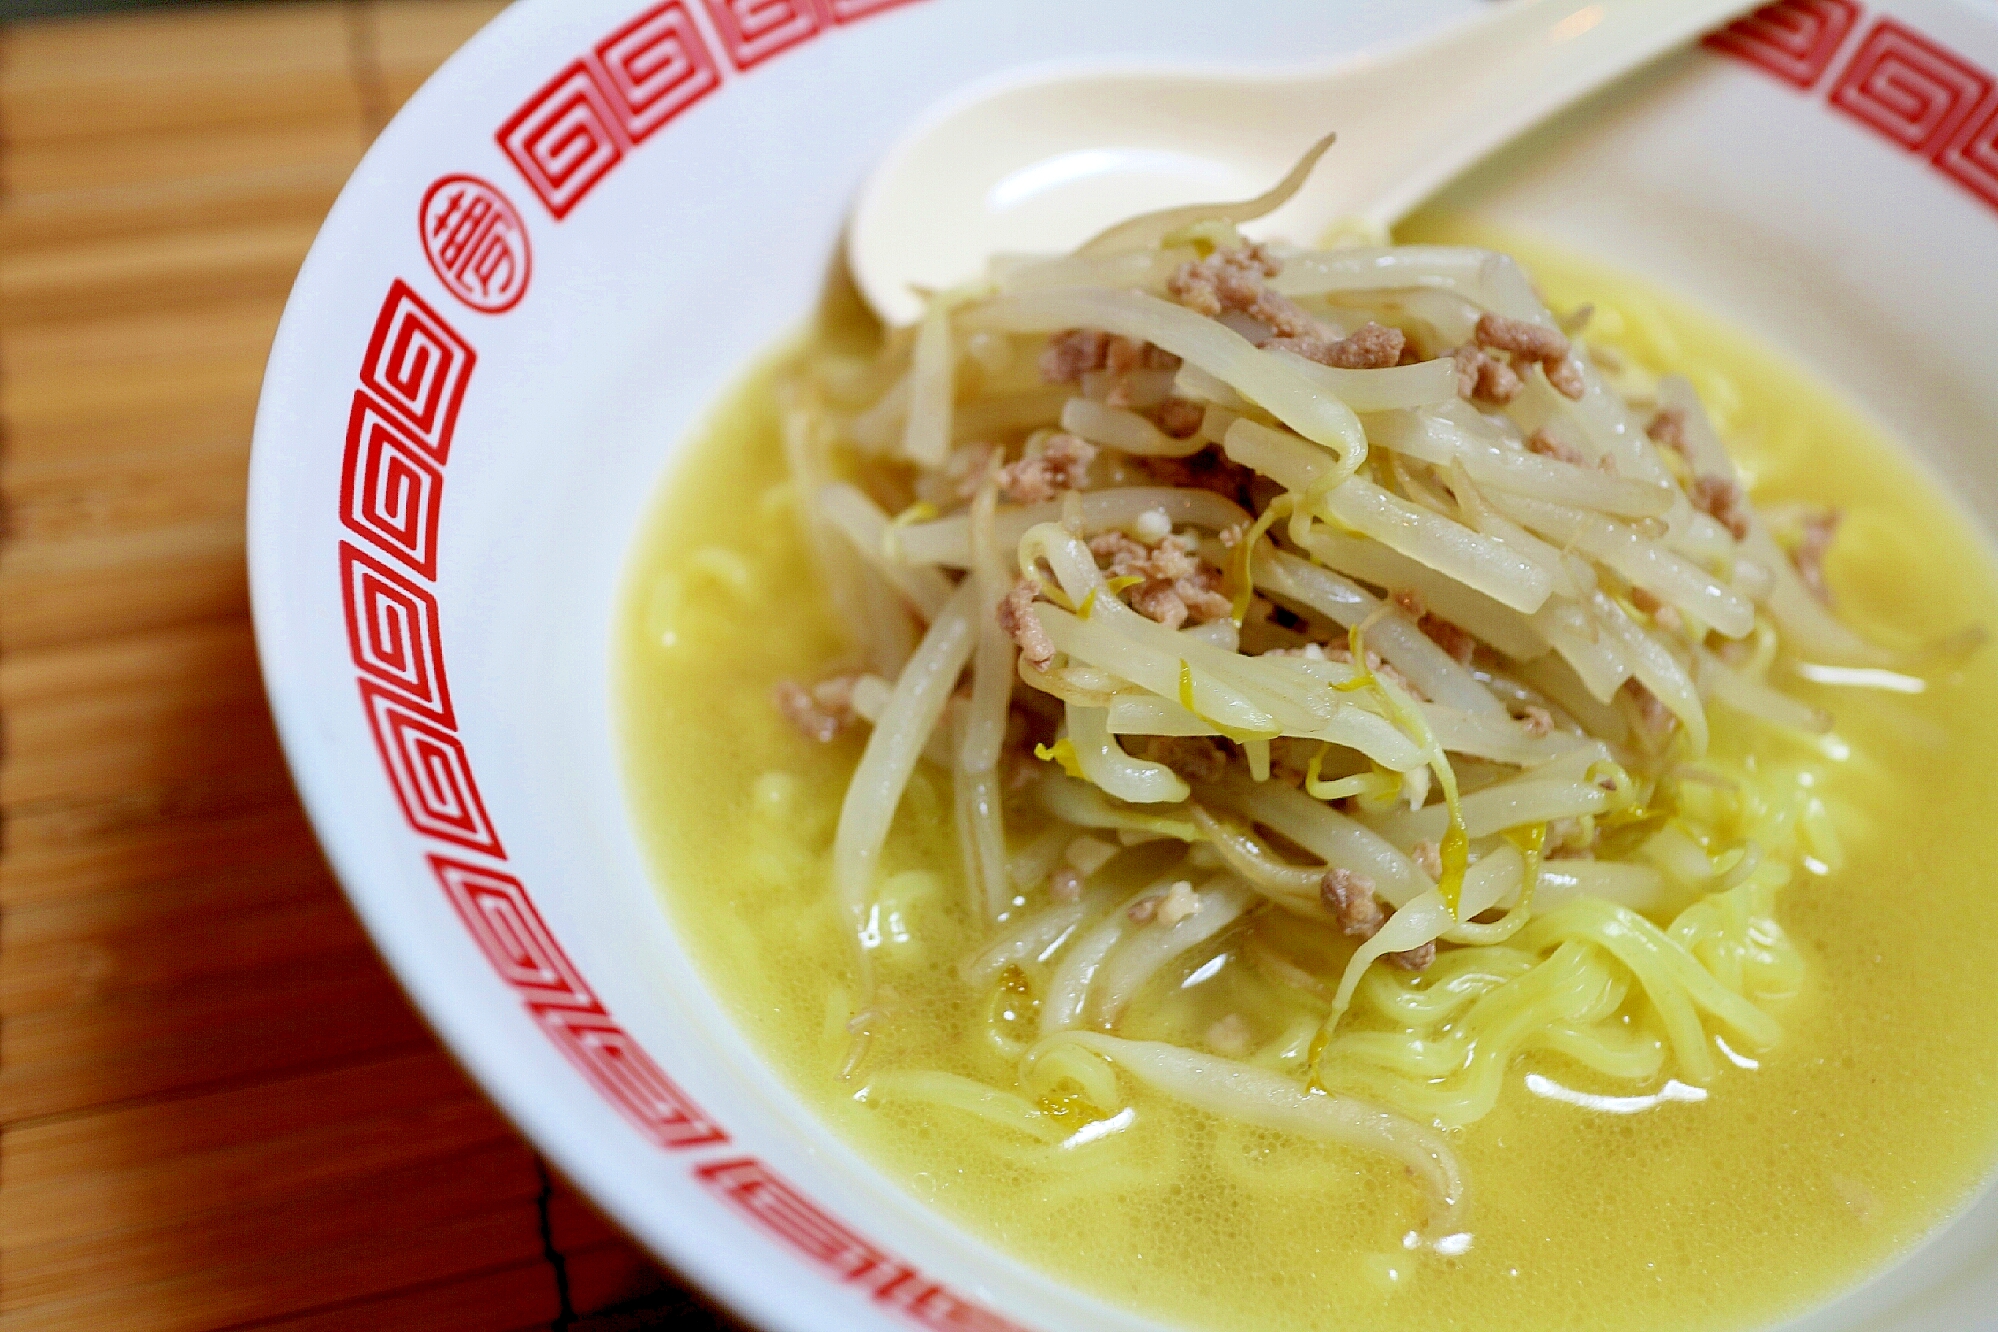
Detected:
left=617, top=228, right=1998, bottom=1332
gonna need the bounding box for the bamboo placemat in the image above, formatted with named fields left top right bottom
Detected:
left=0, top=4, right=738, bottom=1327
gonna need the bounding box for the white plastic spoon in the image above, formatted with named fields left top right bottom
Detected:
left=850, top=0, right=1755, bottom=325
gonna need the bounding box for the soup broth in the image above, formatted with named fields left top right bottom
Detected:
left=618, top=224, right=1998, bottom=1332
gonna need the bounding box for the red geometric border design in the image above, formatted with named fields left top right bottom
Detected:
left=1702, top=0, right=1861, bottom=90
left=698, top=1157, right=893, bottom=1281
left=359, top=680, right=504, bottom=856
left=432, top=856, right=597, bottom=1007
left=1829, top=16, right=1994, bottom=155
left=696, top=1158, right=1032, bottom=1332
left=341, top=541, right=454, bottom=725
left=698, top=0, right=821, bottom=71
left=339, top=272, right=738, bottom=1166
left=498, top=60, right=630, bottom=219
left=1938, top=96, right=1998, bottom=209
left=594, top=1, right=722, bottom=143
left=536, top=1005, right=729, bottom=1149
left=495, top=0, right=932, bottom=222
left=341, top=389, right=444, bottom=581
left=359, top=280, right=476, bottom=460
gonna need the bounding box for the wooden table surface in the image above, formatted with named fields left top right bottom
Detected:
left=0, top=5, right=740, bottom=1328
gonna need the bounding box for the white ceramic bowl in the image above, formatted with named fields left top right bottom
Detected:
left=250, top=1, right=1998, bottom=1328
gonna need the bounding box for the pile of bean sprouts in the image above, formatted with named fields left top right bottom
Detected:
left=772, top=158, right=1872, bottom=1244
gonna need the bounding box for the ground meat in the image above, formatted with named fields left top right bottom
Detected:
left=1151, top=396, right=1206, bottom=439
left=1628, top=585, right=1683, bottom=632
left=1266, top=320, right=1407, bottom=370
left=1386, top=942, right=1436, bottom=972
left=1103, top=336, right=1149, bottom=376
left=999, top=577, right=1056, bottom=670
left=774, top=674, right=861, bottom=743
left=1526, top=428, right=1587, bottom=467
left=1646, top=407, right=1689, bottom=460
left=1453, top=344, right=1524, bottom=405
left=1474, top=312, right=1584, bottom=399
left=1040, top=328, right=1108, bottom=383
left=1132, top=575, right=1230, bottom=630
left=1166, top=243, right=1336, bottom=344
left=1474, top=312, right=1569, bottom=360
left=1321, top=867, right=1386, bottom=939
left=1039, top=328, right=1175, bottom=383
left=1688, top=473, right=1752, bottom=541
left=997, top=433, right=1096, bottom=504
left=1519, top=704, right=1553, bottom=736
left=1166, top=243, right=1282, bottom=313
left=1544, top=360, right=1587, bottom=398
left=1793, top=508, right=1841, bottom=605
left=1623, top=678, right=1675, bottom=738
left=1136, top=447, right=1260, bottom=509
left=1332, top=321, right=1408, bottom=369
left=1132, top=735, right=1232, bottom=783
left=1089, top=530, right=1231, bottom=629
left=1089, top=529, right=1197, bottom=580
left=1419, top=614, right=1478, bottom=667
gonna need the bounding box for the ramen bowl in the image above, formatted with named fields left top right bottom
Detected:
left=248, top=1, right=1998, bottom=1328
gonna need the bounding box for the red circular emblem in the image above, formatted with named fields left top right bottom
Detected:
left=419, top=174, right=532, bottom=314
